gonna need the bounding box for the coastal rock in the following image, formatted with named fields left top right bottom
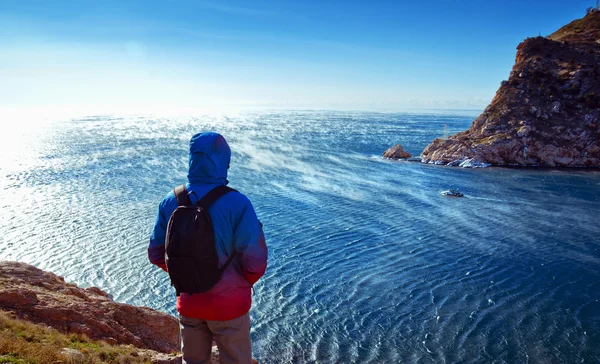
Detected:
left=419, top=11, right=600, bottom=167
left=383, top=144, right=413, bottom=159
left=0, top=262, right=259, bottom=364
left=61, top=348, right=85, bottom=361
left=141, top=350, right=182, bottom=364
left=458, top=159, right=492, bottom=168
left=0, top=261, right=179, bottom=353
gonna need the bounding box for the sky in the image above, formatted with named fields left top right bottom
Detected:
left=0, top=0, right=595, bottom=112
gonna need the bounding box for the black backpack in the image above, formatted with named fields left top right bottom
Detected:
left=165, top=184, right=237, bottom=296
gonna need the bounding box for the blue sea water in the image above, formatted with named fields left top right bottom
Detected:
left=1, top=110, right=599, bottom=363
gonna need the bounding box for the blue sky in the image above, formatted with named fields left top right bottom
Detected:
left=0, top=0, right=594, bottom=111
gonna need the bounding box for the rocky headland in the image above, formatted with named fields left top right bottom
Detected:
left=0, top=261, right=252, bottom=363
left=390, top=11, right=600, bottom=167
left=0, top=261, right=179, bottom=353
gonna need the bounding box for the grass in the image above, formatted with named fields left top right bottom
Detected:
left=548, top=12, right=600, bottom=41
left=0, top=311, right=154, bottom=363
left=475, top=133, right=512, bottom=146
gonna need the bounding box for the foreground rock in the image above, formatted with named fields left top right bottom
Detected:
left=0, top=261, right=260, bottom=363
left=383, top=144, right=413, bottom=159
left=0, top=261, right=179, bottom=353
left=420, top=11, right=600, bottom=167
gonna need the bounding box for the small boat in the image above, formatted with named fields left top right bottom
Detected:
left=441, top=189, right=464, bottom=197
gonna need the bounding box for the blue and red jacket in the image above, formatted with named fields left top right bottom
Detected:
left=148, top=132, right=268, bottom=321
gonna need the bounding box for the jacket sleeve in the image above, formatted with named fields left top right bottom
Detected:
left=148, top=198, right=170, bottom=272
left=234, top=199, right=268, bottom=285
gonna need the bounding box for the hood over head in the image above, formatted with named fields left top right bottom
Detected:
left=187, top=132, right=230, bottom=185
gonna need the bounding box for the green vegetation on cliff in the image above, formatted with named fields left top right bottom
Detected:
left=0, top=311, right=152, bottom=364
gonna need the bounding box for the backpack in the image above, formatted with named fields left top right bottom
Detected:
left=165, top=184, right=237, bottom=296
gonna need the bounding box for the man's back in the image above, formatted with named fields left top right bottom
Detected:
left=148, top=132, right=267, bottom=321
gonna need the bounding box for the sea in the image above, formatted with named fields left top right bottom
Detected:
left=0, top=109, right=599, bottom=363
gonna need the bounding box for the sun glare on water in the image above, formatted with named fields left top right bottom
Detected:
left=0, top=106, right=61, bottom=176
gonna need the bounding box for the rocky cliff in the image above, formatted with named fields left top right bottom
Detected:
left=0, top=261, right=180, bottom=354
left=0, top=261, right=259, bottom=364
left=420, top=11, right=600, bottom=167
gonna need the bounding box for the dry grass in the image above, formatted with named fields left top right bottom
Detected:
left=548, top=12, right=600, bottom=42
left=0, top=311, right=153, bottom=363
left=473, top=133, right=512, bottom=146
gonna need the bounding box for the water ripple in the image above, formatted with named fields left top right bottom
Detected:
left=1, top=111, right=599, bottom=363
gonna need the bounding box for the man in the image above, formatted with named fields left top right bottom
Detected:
left=148, top=131, right=268, bottom=364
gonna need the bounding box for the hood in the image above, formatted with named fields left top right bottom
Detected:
left=187, top=132, right=230, bottom=185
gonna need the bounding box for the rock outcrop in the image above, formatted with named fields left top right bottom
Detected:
left=0, top=261, right=179, bottom=354
left=0, top=261, right=260, bottom=364
left=383, top=144, right=413, bottom=159
left=420, top=11, right=600, bottom=167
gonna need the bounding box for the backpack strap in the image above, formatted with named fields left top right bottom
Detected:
left=220, top=250, right=237, bottom=273
left=197, top=185, right=237, bottom=209
left=174, top=185, right=192, bottom=206
left=198, top=185, right=239, bottom=271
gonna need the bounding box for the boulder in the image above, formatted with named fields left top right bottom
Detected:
left=383, top=144, right=412, bottom=159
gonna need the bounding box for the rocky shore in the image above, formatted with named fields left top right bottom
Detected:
left=0, top=261, right=251, bottom=363
left=0, top=261, right=179, bottom=353
left=388, top=11, right=600, bottom=168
